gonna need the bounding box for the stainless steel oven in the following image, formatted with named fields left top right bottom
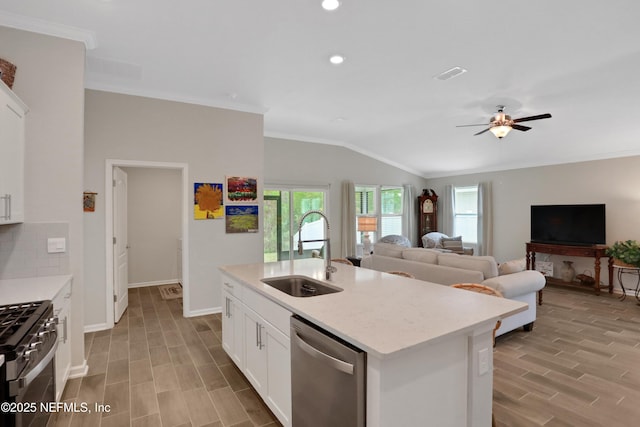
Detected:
left=1, top=301, right=58, bottom=427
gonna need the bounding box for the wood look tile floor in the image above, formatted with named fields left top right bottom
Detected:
left=51, top=286, right=281, bottom=427
left=493, top=285, right=640, bottom=426
left=51, top=284, right=640, bottom=427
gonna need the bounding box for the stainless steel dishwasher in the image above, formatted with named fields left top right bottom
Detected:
left=290, top=315, right=366, bottom=427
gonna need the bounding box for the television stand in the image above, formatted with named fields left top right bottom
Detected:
left=526, top=242, right=613, bottom=304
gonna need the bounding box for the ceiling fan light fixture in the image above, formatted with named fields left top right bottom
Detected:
left=490, top=125, right=512, bottom=139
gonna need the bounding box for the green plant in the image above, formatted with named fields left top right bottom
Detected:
left=606, top=240, right=640, bottom=267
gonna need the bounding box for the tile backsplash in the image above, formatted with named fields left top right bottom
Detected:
left=0, top=222, right=70, bottom=279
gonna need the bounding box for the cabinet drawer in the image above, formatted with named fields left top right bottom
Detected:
left=221, top=274, right=241, bottom=297
left=243, top=287, right=292, bottom=336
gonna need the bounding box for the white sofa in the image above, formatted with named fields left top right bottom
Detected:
left=360, top=243, right=546, bottom=336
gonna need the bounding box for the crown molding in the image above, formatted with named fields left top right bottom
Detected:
left=0, top=11, right=97, bottom=49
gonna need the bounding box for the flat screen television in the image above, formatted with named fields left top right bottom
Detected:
left=530, top=204, right=606, bottom=246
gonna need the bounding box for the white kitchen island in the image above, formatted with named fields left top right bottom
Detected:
left=220, top=259, right=527, bottom=427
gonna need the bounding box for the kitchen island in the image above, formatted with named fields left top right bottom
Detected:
left=220, top=259, right=527, bottom=427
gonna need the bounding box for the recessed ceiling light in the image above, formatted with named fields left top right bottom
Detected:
left=322, top=0, right=341, bottom=11
left=329, top=55, right=345, bottom=65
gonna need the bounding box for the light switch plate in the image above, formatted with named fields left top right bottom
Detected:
left=47, top=237, right=66, bottom=253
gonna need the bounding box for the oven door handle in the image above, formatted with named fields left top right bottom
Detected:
left=9, top=340, right=58, bottom=397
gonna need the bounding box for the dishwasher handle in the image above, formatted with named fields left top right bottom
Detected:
left=293, top=331, right=354, bottom=375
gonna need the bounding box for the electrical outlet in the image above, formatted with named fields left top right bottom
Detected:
left=47, top=237, right=66, bottom=253
left=478, top=348, right=489, bottom=375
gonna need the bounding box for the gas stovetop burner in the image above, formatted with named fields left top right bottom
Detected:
left=0, top=301, right=51, bottom=351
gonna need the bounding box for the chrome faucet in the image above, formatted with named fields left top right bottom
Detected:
left=296, top=210, right=337, bottom=280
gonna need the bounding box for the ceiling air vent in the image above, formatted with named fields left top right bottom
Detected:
left=434, top=66, right=467, bottom=81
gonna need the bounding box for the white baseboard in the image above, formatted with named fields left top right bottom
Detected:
left=69, top=360, right=89, bottom=379
left=128, top=279, right=180, bottom=289
left=184, top=306, right=222, bottom=318
left=84, top=322, right=110, bottom=333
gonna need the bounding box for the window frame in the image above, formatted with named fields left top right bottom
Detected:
left=453, top=185, right=478, bottom=244
left=355, top=184, right=404, bottom=247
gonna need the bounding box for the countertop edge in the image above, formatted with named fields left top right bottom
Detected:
left=219, top=261, right=528, bottom=359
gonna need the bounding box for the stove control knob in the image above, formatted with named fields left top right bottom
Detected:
left=30, top=341, right=43, bottom=350
left=38, top=330, right=50, bottom=338
left=24, top=349, right=38, bottom=360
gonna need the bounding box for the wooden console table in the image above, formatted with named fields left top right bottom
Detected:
left=526, top=242, right=614, bottom=304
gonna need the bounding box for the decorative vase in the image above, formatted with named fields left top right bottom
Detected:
left=560, top=261, right=576, bottom=282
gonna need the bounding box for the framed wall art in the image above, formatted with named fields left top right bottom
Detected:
left=226, top=176, right=257, bottom=203
left=83, top=192, right=97, bottom=212
left=225, top=205, right=259, bottom=233
left=194, top=183, right=224, bottom=219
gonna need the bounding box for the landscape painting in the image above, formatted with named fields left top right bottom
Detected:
left=194, top=183, right=224, bottom=219
left=226, top=176, right=258, bottom=202
left=225, top=205, right=259, bottom=233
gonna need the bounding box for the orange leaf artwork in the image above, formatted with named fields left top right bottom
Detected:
left=194, top=183, right=224, bottom=219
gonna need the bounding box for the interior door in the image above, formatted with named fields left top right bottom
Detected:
left=113, top=166, right=129, bottom=323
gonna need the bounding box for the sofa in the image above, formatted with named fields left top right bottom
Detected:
left=360, top=243, right=546, bottom=336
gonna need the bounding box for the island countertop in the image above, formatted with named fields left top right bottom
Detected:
left=219, top=259, right=527, bottom=359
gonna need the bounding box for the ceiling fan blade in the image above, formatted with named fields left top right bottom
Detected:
left=456, top=123, right=489, bottom=127
left=512, top=113, right=552, bottom=123
left=474, top=128, right=491, bottom=136
left=512, top=124, right=532, bottom=132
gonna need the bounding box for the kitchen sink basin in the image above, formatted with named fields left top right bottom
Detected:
left=261, top=275, right=343, bottom=297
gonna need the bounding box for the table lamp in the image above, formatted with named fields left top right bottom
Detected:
left=357, top=216, right=377, bottom=255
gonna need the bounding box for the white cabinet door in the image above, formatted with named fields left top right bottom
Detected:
left=264, top=321, right=291, bottom=426
left=243, top=308, right=268, bottom=395
left=0, top=81, right=27, bottom=225
left=221, top=289, right=244, bottom=368
left=221, top=274, right=292, bottom=426
left=243, top=306, right=291, bottom=427
left=53, top=280, right=72, bottom=401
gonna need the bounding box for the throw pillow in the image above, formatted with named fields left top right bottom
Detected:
left=422, top=232, right=449, bottom=248
left=498, top=258, right=526, bottom=275
left=378, top=234, right=411, bottom=247
left=440, top=236, right=463, bottom=253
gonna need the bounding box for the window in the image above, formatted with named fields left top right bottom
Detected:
left=355, top=185, right=404, bottom=247
left=453, top=186, right=478, bottom=243
left=263, top=188, right=327, bottom=262
left=381, top=186, right=403, bottom=237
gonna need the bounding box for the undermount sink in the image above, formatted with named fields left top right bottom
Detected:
left=261, top=275, right=343, bottom=297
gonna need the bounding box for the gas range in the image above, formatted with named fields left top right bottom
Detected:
left=0, top=301, right=58, bottom=382
left=1, top=300, right=58, bottom=426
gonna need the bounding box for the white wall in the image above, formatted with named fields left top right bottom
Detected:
left=264, top=137, right=429, bottom=253
left=84, top=90, right=263, bottom=328
left=122, top=167, right=181, bottom=286
left=426, top=156, right=640, bottom=291
left=0, top=27, right=86, bottom=372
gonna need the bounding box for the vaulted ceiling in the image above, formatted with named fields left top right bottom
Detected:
left=2, top=1, right=639, bottom=177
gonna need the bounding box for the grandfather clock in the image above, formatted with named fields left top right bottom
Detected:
left=418, top=189, right=438, bottom=246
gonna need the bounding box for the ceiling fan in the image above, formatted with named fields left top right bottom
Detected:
left=457, top=105, right=552, bottom=139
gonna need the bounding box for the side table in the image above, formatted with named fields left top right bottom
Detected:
left=614, top=265, right=640, bottom=302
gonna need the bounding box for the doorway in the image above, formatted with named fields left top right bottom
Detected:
left=105, top=159, right=189, bottom=328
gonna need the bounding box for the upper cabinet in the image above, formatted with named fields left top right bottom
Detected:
left=0, top=80, right=28, bottom=225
